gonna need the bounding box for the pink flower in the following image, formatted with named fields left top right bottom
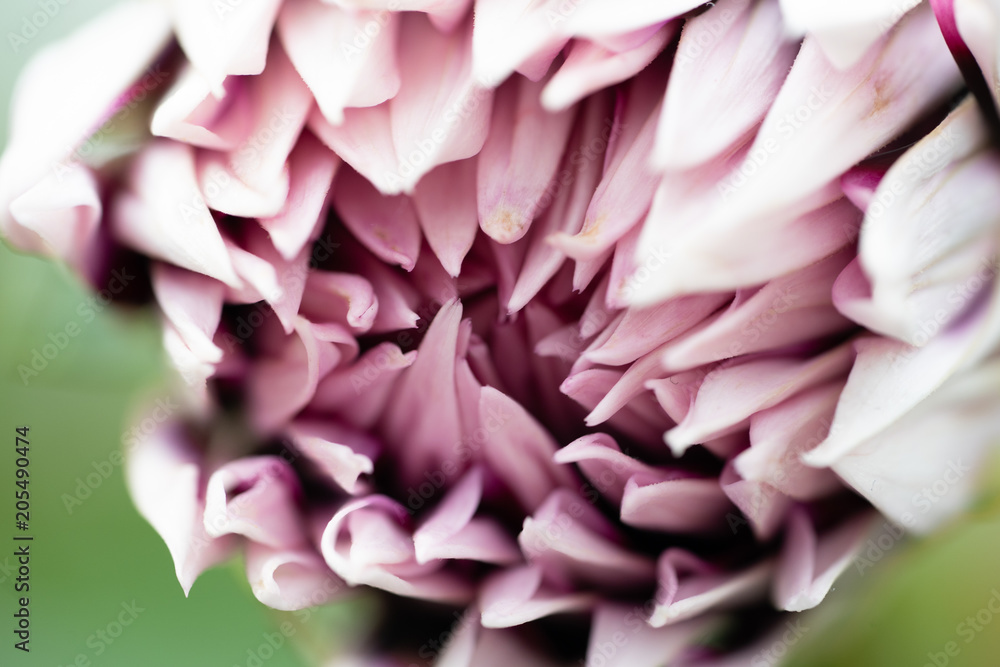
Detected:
left=4, top=0, right=1000, bottom=664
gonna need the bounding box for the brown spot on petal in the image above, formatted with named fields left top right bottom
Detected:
left=482, top=205, right=527, bottom=244
left=577, top=213, right=607, bottom=242
left=868, top=73, right=892, bottom=118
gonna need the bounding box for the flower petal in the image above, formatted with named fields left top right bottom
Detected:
left=278, top=0, right=400, bottom=125
left=656, top=0, right=798, bottom=169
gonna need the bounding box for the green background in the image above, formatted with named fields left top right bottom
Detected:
left=1, top=2, right=999, bottom=665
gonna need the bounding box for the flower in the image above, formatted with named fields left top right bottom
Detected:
left=3, top=0, right=1000, bottom=664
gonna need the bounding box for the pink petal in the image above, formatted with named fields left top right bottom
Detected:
left=560, top=369, right=672, bottom=446
left=7, top=161, right=102, bottom=270
left=321, top=496, right=472, bottom=602
left=586, top=293, right=730, bottom=367
left=708, top=5, right=961, bottom=238
left=549, top=68, right=666, bottom=262
left=196, top=150, right=289, bottom=218
left=659, top=249, right=855, bottom=371
left=301, top=271, right=379, bottom=333
left=621, top=475, right=734, bottom=535
left=779, top=0, right=922, bottom=69
left=225, top=40, right=313, bottom=193
left=802, top=298, right=1000, bottom=469
left=562, top=0, right=705, bottom=40
left=737, top=382, right=844, bottom=500
left=244, top=542, right=344, bottom=611
left=330, top=0, right=472, bottom=33
left=552, top=433, right=659, bottom=505
left=479, top=386, right=579, bottom=511
left=471, top=0, right=571, bottom=85
left=172, top=0, right=282, bottom=92
left=332, top=167, right=422, bottom=270
left=520, top=489, right=656, bottom=589
left=286, top=420, right=379, bottom=494
left=479, top=564, right=595, bottom=628
left=773, top=509, right=875, bottom=611
left=126, top=420, right=237, bottom=595
left=150, top=66, right=254, bottom=150
left=382, top=300, right=466, bottom=480
left=249, top=317, right=355, bottom=433
left=111, top=141, right=240, bottom=287
left=309, top=103, right=400, bottom=193
left=203, top=456, right=306, bottom=548
left=719, top=463, right=791, bottom=541
left=655, top=0, right=798, bottom=169
left=413, top=158, right=479, bottom=276
left=542, top=25, right=675, bottom=112
left=820, top=356, right=1000, bottom=532
left=648, top=549, right=772, bottom=627
left=508, top=92, right=612, bottom=312
left=388, top=13, right=493, bottom=192
left=840, top=162, right=888, bottom=212
left=477, top=75, right=575, bottom=244
left=278, top=0, right=400, bottom=125
left=0, top=0, right=171, bottom=250
left=151, top=263, right=225, bottom=365
left=414, top=466, right=522, bottom=565
left=665, top=342, right=855, bottom=455
left=259, top=132, right=340, bottom=261
left=585, top=605, right=715, bottom=667
left=854, top=98, right=1000, bottom=344
left=310, top=342, right=417, bottom=429
left=226, top=228, right=311, bottom=334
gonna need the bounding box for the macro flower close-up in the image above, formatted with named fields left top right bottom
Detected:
left=3, top=0, right=1000, bottom=665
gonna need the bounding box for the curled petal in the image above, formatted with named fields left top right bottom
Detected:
left=666, top=342, right=855, bottom=455
left=773, top=509, right=876, bottom=611
left=649, top=550, right=772, bottom=627
left=286, top=420, right=379, bottom=495
left=204, top=456, right=306, bottom=548
left=414, top=466, right=522, bottom=565
left=245, top=541, right=344, bottom=611
left=479, top=564, right=595, bottom=628
left=321, top=496, right=472, bottom=602
left=520, top=489, right=656, bottom=589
